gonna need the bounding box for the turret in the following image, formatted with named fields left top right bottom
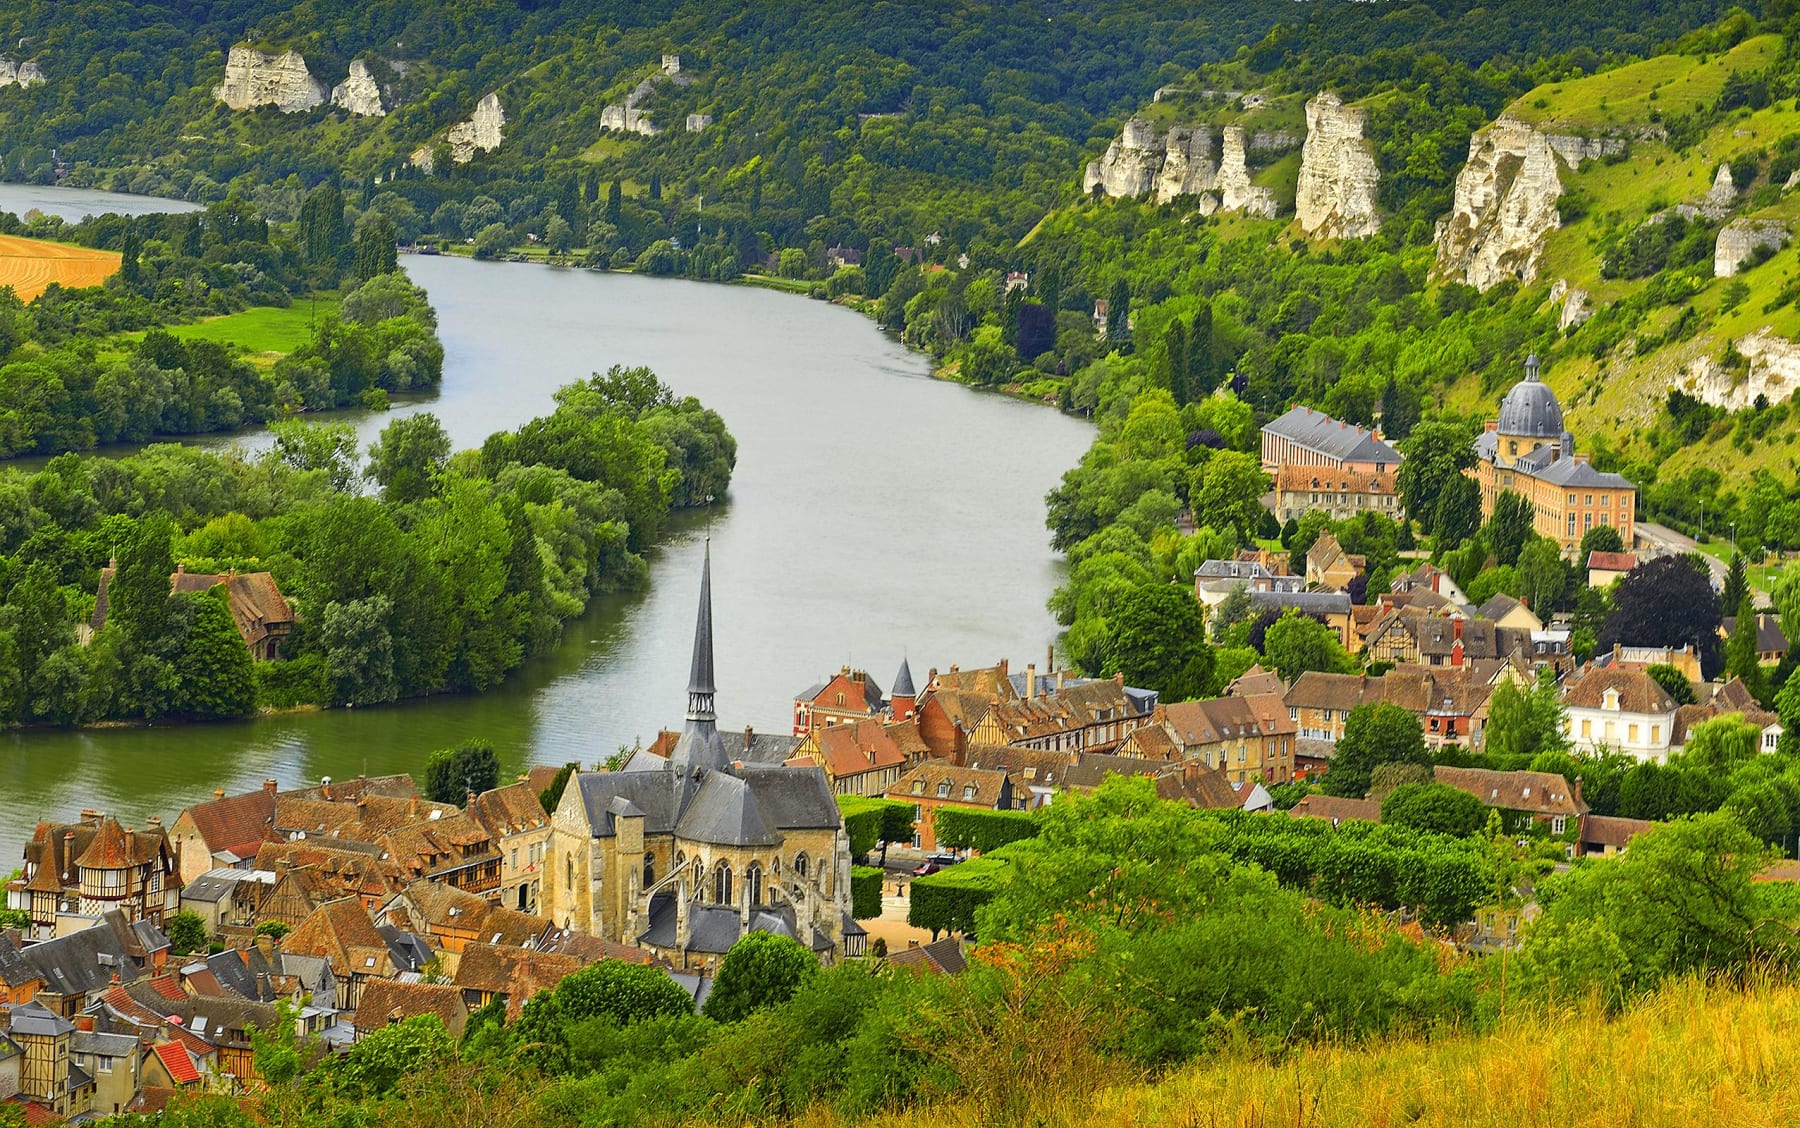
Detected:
left=890, top=657, right=917, bottom=722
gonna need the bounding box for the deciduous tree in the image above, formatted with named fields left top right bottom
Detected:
left=1323, top=702, right=1429, bottom=798
left=703, top=932, right=819, bottom=1022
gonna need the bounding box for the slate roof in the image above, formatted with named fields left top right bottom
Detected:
left=891, top=658, right=917, bottom=699
left=2, top=922, right=139, bottom=999
left=1248, top=589, right=1352, bottom=617
left=639, top=898, right=830, bottom=955
left=181, top=868, right=277, bottom=905
left=1433, top=766, right=1587, bottom=817
left=8, top=1000, right=74, bottom=1037
left=1563, top=667, right=1677, bottom=714
left=573, top=760, right=838, bottom=845
left=884, top=937, right=967, bottom=975
left=1527, top=455, right=1633, bottom=490
left=1722, top=615, right=1789, bottom=654
left=1262, top=406, right=1402, bottom=465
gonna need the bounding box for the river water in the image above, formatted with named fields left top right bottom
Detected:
left=0, top=187, right=1090, bottom=862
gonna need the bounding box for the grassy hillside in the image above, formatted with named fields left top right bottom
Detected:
left=837, top=975, right=1800, bottom=1128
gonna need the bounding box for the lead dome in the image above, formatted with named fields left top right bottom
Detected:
left=1496, top=354, right=1564, bottom=438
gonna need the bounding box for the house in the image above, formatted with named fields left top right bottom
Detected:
left=177, top=869, right=277, bottom=937
left=167, top=779, right=280, bottom=879
left=1289, top=794, right=1381, bottom=826
left=826, top=245, right=862, bottom=269
left=378, top=882, right=549, bottom=957
left=1477, top=593, right=1543, bottom=632
left=92, top=566, right=296, bottom=660
left=1562, top=666, right=1678, bottom=762
left=1273, top=465, right=1402, bottom=524
left=1091, top=297, right=1109, bottom=336
left=1194, top=559, right=1302, bottom=610
left=352, top=980, right=470, bottom=1041
left=1390, top=562, right=1470, bottom=606
left=6, top=814, right=181, bottom=940
left=1225, top=665, right=1286, bottom=698
left=1303, top=532, right=1363, bottom=592
left=1151, top=759, right=1252, bottom=810
left=885, top=764, right=1026, bottom=852
left=1159, top=695, right=1298, bottom=784
left=0, top=918, right=156, bottom=1019
left=1004, top=271, right=1030, bottom=294
left=1362, top=610, right=1544, bottom=669
left=1591, top=642, right=1703, bottom=684
left=451, top=942, right=584, bottom=1020
left=793, top=667, right=887, bottom=734
left=1472, top=356, right=1635, bottom=554
left=965, top=676, right=1152, bottom=755
left=281, top=898, right=420, bottom=1011
left=1260, top=405, right=1402, bottom=475
left=543, top=548, right=857, bottom=971
left=790, top=718, right=909, bottom=797
left=1586, top=550, right=1638, bottom=588
left=1577, top=814, right=1655, bottom=857
left=469, top=782, right=554, bottom=914
left=1247, top=590, right=1355, bottom=650
left=70, top=1023, right=141, bottom=1117
left=1669, top=678, right=1784, bottom=754
left=1432, top=766, right=1588, bottom=835
left=958, top=745, right=1165, bottom=807
left=1283, top=665, right=1512, bottom=750
left=371, top=800, right=504, bottom=900
left=4, top=1002, right=93, bottom=1120
left=1720, top=614, right=1789, bottom=666
left=252, top=842, right=401, bottom=925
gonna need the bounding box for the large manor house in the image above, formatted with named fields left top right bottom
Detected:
left=1262, top=355, right=1635, bottom=554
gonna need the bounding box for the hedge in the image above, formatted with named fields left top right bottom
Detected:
left=933, top=806, right=1040, bottom=854
left=838, top=796, right=917, bottom=858
left=907, top=855, right=1012, bottom=938
left=851, top=865, right=884, bottom=920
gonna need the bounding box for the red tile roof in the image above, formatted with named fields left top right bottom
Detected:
left=151, top=1040, right=202, bottom=1085
left=178, top=786, right=278, bottom=860
left=1586, top=551, right=1638, bottom=572
left=4, top=1097, right=65, bottom=1127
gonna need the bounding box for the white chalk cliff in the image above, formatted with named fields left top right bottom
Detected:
left=1684, top=328, right=1800, bottom=410
left=330, top=60, right=385, bottom=117
left=1293, top=92, right=1381, bottom=239
left=0, top=58, right=45, bottom=88
left=1435, top=117, right=1576, bottom=291
left=1715, top=218, right=1788, bottom=278
left=446, top=93, right=505, bottom=162
left=213, top=46, right=327, bottom=113
left=1083, top=117, right=1286, bottom=214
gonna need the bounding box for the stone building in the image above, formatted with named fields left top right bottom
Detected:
left=1260, top=405, right=1401, bottom=474
left=544, top=546, right=859, bottom=969
left=1473, top=356, right=1636, bottom=554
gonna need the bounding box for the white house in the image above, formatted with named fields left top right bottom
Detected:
left=1562, top=667, right=1677, bottom=763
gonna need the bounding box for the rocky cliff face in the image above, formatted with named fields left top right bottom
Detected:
left=0, top=58, right=45, bottom=88
left=1715, top=218, right=1788, bottom=278
left=1684, top=328, right=1800, bottom=410
left=1293, top=92, right=1381, bottom=239
left=1083, top=117, right=1286, bottom=214
left=330, top=60, right=384, bottom=117
left=1434, top=117, right=1572, bottom=291
left=213, top=46, right=326, bottom=113
left=1083, top=117, right=1163, bottom=198
left=1215, top=127, right=1278, bottom=218
left=447, top=93, right=505, bottom=162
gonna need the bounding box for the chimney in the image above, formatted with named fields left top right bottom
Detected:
left=408, top=795, right=419, bottom=819
left=175, top=562, right=185, bottom=576
left=1573, top=776, right=1584, bottom=806
left=949, top=664, right=960, bottom=674
left=1057, top=670, right=1066, bottom=691
left=997, top=658, right=1008, bottom=678
left=147, top=816, right=161, bottom=827
left=74, top=1015, right=94, bottom=1033
left=466, top=790, right=477, bottom=814
left=264, top=779, right=279, bottom=795
left=1114, top=672, right=1125, bottom=687
left=1026, top=664, right=1038, bottom=699
left=214, top=788, right=226, bottom=802
left=744, top=725, right=754, bottom=751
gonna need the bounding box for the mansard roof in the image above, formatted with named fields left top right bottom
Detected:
left=1262, top=405, right=1402, bottom=464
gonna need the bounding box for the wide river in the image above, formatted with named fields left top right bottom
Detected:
left=0, top=186, right=1090, bottom=862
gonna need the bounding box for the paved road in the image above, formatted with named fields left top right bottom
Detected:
left=1636, top=522, right=1764, bottom=600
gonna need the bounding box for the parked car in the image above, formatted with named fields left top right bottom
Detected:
left=926, top=852, right=962, bottom=866
left=909, top=861, right=940, bottom=876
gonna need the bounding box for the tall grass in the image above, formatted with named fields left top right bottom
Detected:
left=829, top=974, right=1800, bottom=1128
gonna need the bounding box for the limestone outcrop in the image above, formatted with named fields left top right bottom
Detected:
left=1293, top=92, right=1381, bottom=239
left=213, top=46, right=326, bottom=113
left=330, top=60, right=385, bottom=117
left=0, top=58, right=45, bottom=88
left=1083, top=117, right=1164, bottom=198
left=446, top=93, right=505, bottom=162
left=1216, top=127, right=1279, bottom=218
left=1548, top=279, right=1592, bottom=330
left=1082, top=118, right=1285, bottom=214
left=1683, top=328, right=1800, bottom=410
left=1698, top=164, right=1739, bottom=220
left=1715, top=218, right=1788, bottom=278
left=1434, top=117, right=1576, bottom=291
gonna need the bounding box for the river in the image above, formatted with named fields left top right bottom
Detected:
left=0, top=186, right=1091, bottom=862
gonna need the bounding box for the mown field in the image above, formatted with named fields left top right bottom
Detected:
left=166, top=295, right=340, bottom=357
left=0, top=233, right=120, bottom=301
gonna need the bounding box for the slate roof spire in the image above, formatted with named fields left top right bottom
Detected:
left=892, top=657, right=916, bottom=699
left=670, top=539, right=727, bottom=774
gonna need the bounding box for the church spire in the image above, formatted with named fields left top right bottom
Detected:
left=670, top=539, right=727, bottom=774
left=686, top=538, right=717, bottom=720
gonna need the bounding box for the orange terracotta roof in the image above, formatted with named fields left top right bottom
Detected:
left=151, top=1041, right=202, bottom=1085
left=179, top=787, right=278, bottom=859
left=812, top=719, right=908, bottom=780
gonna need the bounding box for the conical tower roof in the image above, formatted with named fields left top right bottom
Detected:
left=670, top=540, right=727, bottom=774
left=892, top=657, right=916, bottom=699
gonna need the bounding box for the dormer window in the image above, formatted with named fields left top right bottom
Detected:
left=937, top=781, right=951, bottom=798
left=912, top=779, right=925, bottom=795
left=1603, top=687, right=1620, bottom=712
left=962, top=784, right=978, bottom=800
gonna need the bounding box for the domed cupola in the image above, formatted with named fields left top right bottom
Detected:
left=1496, top=354, right=1565, bottom=439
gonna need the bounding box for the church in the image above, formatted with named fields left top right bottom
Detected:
left=1473, top=355, right=1636, bottom=555
left=543, top=544, right=862, bottom=969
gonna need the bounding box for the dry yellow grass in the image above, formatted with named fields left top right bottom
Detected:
left=825, top=976, right=1800, bottom=1128
left=0, top=233, right=120, bottom=302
